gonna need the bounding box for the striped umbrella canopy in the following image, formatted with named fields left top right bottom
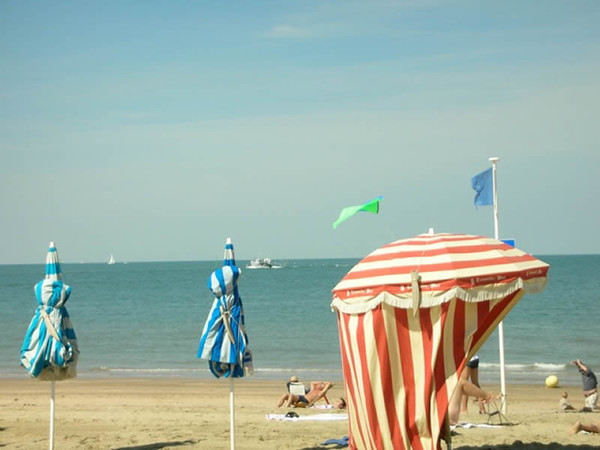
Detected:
left=198, top=238, right=253, bottom=378
left=21, top=241, right=79, bottom=381
left=331, top=231, right=549, bottom=450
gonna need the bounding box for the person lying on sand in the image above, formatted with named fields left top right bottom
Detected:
left=448, top=378, right=500, bottom=425
left=277, top=381, right=332, bottom=408
left=333, top=397, right=346, bottom=409
left=570, top=420, right=600, bottom=434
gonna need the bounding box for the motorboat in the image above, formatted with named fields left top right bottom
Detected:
left=247, top=258, right=273, bottom=269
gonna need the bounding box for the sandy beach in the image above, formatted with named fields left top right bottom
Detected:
left=2, top=378, right=600, bottom=449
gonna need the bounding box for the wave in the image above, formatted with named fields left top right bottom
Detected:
left=254, top=368, right=341, bottom=374
left=89, top=367, right=209, bottom=374
left=77, top=366, right=344, bottom=381
left=480, top=362, right=568, bottom=371
left=88, top=366, right=341, bottom=375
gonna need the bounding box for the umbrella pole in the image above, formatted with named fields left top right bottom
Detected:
left=230, top=377, right=235, bottom=450
left=49, top=380, right=55, bottom=450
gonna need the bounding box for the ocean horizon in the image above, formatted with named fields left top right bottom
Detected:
left=3, top=255, right=599, bottom=387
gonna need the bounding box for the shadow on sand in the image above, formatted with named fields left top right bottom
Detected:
left=301, top=443, right=600, bottom=450
left=112, top=439, right=197, bottom=450
left=453, top=443, right=600, bottom=450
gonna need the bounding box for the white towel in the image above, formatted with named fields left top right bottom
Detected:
left=451, top=422, right=501, bottom=430
left=266, top=413, right=348, bottom=422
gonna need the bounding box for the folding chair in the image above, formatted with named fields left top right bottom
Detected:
left=485, top=398, right=509, bottom=425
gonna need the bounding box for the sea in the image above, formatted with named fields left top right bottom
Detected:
left=2, top=255, right=599, bottom=387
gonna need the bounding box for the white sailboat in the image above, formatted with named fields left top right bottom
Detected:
left=108, top=254, right=116, bottom=265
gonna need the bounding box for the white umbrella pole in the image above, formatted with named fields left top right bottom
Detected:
left=49, top=380, right=55, bottom=450
left=230, top=377, right=235, bottom=450
left=490, top=156, right=507, bottom=414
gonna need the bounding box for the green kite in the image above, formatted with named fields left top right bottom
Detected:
left=332, top=196, right=383, bottom=229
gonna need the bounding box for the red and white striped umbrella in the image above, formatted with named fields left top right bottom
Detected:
left=331, top=232, right=549, bottom=450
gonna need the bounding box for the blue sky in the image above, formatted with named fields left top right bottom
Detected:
left=1, top=1, right=599, bottom=264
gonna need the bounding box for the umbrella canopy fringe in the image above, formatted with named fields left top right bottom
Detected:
left=331, top=277, right=548, bottom=315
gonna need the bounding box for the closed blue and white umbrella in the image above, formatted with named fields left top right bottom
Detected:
left=198, top=238, right=253, bottom=449
left=21, top=242, right=78, bottom=380
left=20, top=241, right=79, bottom=450
left=198, top=237, right=253, bottom=378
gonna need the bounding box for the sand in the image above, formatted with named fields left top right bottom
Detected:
left=1, top=378, right=599, bottom=449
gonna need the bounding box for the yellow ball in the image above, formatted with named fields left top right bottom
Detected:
left=545, top=375, right=559, bottom=388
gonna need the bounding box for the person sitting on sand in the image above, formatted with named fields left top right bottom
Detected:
left=277, top=381, right=332, bottom=408
left=559, top=391, right=576, bottom=411
left=448, top=378, right=500, bottom=425
left=570, top=420, right=600, bottom=434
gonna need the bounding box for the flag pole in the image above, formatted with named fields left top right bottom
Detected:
left=489, top=156, right=507, bottom=414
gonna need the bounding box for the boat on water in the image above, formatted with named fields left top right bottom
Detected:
left=247, top=258, right=274, bottom=269
left=108, top=254, right=116, bottom=265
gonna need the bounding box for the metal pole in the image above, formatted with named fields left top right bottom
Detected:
left=489, top=156, right=507, bottom=414
left=49, top=380, right=55, bottom=450
left=230, top=377, right=235, bottom=450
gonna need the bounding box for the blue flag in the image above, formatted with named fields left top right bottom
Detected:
left=471, top=167, right=493, bottom=206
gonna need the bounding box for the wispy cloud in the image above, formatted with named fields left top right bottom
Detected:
left=263, top=24, right=314, bottom=39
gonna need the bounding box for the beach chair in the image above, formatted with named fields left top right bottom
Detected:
left=308, top=382, right=332, bottom=406
left=485, top=397, right=509, bottom=425
left=289, top=382, right=332, bottom=407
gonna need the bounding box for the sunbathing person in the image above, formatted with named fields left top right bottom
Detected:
left=277, top=381, right=332, bottom=408
left=570, top=420, right=600, bottom=434
left=448, top=378, right=500, bottom=425
left=333, top=397, right=347, bottom=409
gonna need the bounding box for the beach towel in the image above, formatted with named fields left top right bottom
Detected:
left=312, top=404, right=335, bottom=409
left=451, top=422, right=502, bottom=430
left=266, top=413, right=348, bottom=422
left=322, top=435, right=349, bottom=446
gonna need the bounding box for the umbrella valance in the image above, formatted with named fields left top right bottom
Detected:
left=332, top=233, right=548, bottom=313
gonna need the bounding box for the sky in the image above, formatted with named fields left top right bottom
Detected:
left=1, top=1, right=599, bottom=264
